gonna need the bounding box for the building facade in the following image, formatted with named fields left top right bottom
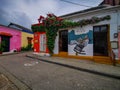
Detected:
left=8, top=23, right=33, bottom=48
left=21, top=30, right=33, bottom=47
left=0, top=23, right=33, bottom=53
left=0, top=25, right=21, bottom=52
left=33, top=32, right=49, bottom=54
left=52, top=5, right=120, bottom=64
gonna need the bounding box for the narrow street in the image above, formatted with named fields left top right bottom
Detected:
left=0, top=52, right=120, bottom=90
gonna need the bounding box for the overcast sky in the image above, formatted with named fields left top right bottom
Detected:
left=0, top=0, right=103, bottom=29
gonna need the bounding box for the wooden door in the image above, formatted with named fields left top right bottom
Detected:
left=59, top=30, right=68, bottom=52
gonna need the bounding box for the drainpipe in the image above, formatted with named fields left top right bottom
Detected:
left=113, top=10, right=119, bottom=66
left=116, top=10, right=119, bottom=65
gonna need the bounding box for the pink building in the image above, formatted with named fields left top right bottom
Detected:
left=0, top=25, right=21, bottom=52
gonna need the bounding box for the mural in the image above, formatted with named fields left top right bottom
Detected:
left=68, top=28, right=93, bottom=55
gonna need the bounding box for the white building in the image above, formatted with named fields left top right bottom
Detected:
left=53, top=4, right=120, bottom=64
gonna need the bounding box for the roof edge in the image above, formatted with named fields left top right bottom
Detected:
left=60, top=5, right=120, bottom=18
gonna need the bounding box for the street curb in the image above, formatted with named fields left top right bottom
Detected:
left=0, top=51, right=32, bottom=56
left=0, top=64, right=32, bottom=90
left=0, top=52, right=19, bottom=56
left=26, top=55, right=120, bottom=80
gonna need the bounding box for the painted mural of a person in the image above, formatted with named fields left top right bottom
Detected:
left=83, top=35, right=89, bottom=47
left=74, top=35, right=89, bottom=54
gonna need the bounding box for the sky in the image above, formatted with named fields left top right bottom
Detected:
left=0, top=0, right=103, bottom=29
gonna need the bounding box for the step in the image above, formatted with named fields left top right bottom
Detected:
left=94, top=56, right=113, bottom=64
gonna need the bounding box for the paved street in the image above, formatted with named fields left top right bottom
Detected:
left=0, top=73, right=18, bottom=90
left=0, top=52, right=120, bottom=90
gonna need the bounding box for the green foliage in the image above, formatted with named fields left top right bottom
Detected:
left=60, top=15, right=111, bottom=28
left=46, top=27, right=58, bottom=54
left=21, top=47, right=27, bottom=51
left=0, top=41, right=5, bottom=52
left=27, top=44, right=32, bottom=50
left=31, top=25, right=46, bottom=33
left=21, top=44, right=32, bottom=51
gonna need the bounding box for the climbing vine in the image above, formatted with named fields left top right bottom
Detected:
left=31, top=14, right=111, bottom=54
left=45, top=14, right=63, bottom=54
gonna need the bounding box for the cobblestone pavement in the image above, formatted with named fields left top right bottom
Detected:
left=0, top=73, right=18, bottom=90
left=0, top=52, right=120, bottom=90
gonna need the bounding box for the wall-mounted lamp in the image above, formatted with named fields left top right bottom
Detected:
left=114, top=33, right=118, bottom=38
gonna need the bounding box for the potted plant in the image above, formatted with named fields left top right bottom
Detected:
left=0, top=41, right=5, bottom=54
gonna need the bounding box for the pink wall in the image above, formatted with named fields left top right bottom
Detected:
left=0, top=26, right=21, bottom=52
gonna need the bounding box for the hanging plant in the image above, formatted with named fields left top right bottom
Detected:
left=31, top=25, right=46, bottom=32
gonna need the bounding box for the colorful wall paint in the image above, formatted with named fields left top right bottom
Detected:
left=34, top=32, right=40, bottom=52
left=0, top=25, right=21, bottom=52
left=68, top=27, right=93, bottom=56
left=21, top=32, right=33, bottom=47
left=34, top=32, right=49, bottom=53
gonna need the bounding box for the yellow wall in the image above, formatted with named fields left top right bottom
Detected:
left=53, top=52, right=119, bottom=65
left=21, top=32, right=33, bottom=47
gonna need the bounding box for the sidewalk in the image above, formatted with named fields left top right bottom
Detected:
left=0, top=51, right=33, bottom=90
left=0, top=64, right=32, bottom=90
left=26, top=53, right=120, bottom=80
left=0, top=51, right=29, bottom=56
left=0, top=73, right=18, bottom=90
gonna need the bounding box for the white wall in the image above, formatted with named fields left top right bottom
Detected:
left=53, top=33, right=59, bottom=54
left=54, top=6, right=120, bottom=58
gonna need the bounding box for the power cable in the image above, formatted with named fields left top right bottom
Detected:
left=60, top=0, right=93, bottom=7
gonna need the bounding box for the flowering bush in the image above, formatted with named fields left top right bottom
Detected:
left=45, top=14, right=63, bottom=54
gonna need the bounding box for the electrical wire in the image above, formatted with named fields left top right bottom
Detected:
left=60, top=0, right=93, bottom=7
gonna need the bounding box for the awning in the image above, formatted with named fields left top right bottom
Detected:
left=0, top=32, right=12, bottom=37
